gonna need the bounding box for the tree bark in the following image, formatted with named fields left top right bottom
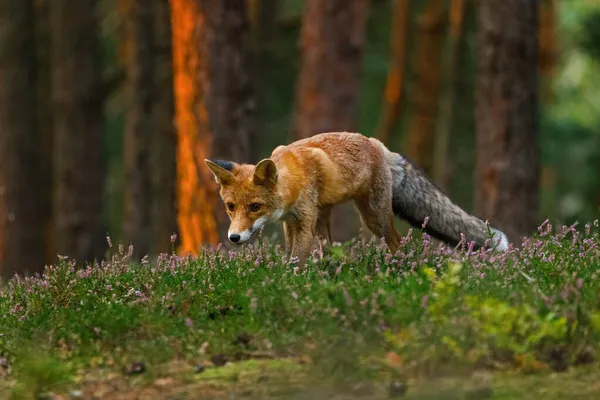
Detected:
left=433, top=0, right=465, bottom=191
left=0, top=0, right=46, bottom=277
left=152, top=0, right=178, bottom=254
left=122, top=0, right=154, bottom=260
left=474, top=0, right=539, bottom=244
left=34, top=0, right=55, bottom=267
left=204, top=0, right=258, bottom=164
left=291, top=0, right=370, bottom=243
left=375, top=0, right=409, bottom=146
left=49, top=0, right=105, bottom=265
left=171, top=0, right=219, bottom=255
left=405, top=0, right=446, bottom=176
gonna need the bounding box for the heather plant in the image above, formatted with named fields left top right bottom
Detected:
left=0, top=220, right=599, bottom=397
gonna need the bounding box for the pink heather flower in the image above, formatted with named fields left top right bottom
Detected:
left=185, top=317, right=193, bottom=329
left=291, top=292, right=298, bottom=300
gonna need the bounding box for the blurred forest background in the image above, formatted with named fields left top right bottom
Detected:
left=0, top=0, right=599, bottom=278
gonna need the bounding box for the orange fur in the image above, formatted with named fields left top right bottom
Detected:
left=205, top=132, right=402, bottom=267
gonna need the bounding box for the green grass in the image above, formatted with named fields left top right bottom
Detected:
left=1, top=221, right=600, bottom=398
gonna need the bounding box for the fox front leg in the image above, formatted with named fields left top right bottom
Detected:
left=288, top=214, right=319, bottom=269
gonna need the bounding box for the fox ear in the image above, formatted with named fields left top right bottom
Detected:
left=252, top=159, right=277, bottom=188
left=204, top=159, right=236, bottom=186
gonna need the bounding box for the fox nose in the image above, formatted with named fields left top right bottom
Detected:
left=229, top=233, right=241, bottom=243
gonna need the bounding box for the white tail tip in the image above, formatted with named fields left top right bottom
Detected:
left=491, top=228, right=510, bottom=251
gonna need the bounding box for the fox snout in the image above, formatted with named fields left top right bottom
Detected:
left=227, top=216, right=270, bottom=245
left=227, top=229, right=253, bottom=244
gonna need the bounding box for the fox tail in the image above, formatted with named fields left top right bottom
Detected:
left=381, top=145, right=510, bottom=251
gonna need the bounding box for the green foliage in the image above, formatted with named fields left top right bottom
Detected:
left=0, top=222, right=599, bottom=395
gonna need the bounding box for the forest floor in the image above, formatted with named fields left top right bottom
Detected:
left=1, top=222, right=600, bottom=399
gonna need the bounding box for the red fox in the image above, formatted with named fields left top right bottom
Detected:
left=205, top=132, right=509, bottom=266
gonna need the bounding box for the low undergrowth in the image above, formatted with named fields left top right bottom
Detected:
left=1, top=220, right=600, bottom=398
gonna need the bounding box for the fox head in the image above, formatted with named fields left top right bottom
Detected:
left=204, top=158, right=284, bottom=245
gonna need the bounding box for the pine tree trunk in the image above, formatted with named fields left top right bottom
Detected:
left=0, top=0, right=46, bottom=277
left=405, top=0, right=446, bottom=176
left=376, top=0, right=409, bottom=146
left=291, top=0, right=370, bottom=243
left=474, top=0, right=539, bottom=244
left=170, top=0, right=218, bottom=254
left=433, top=0, right=465, bottom=191
left=152, top=0, right=178, bottom=254
left=49, top=0, right=105, bottom=265
left=34, top=0, right=55, bottom=266
left=122, top=0, right=154, bottom=260
left=204, top=0, right=258, bottom=165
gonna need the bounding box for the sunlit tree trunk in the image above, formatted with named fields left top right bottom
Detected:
left=475, top=0, right=539, bottom=244
left=376, top=0, right=409, bottom=146
left=0, top=0, right=45, bottom=277
left=433, top=0, right=464, bottom=191
left=171, top=0, right=219, bottom=255
left=291, top=0, right=370, bottom=243
left=405, top=0, right=446, bottom=176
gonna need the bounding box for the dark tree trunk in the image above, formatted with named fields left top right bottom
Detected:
left=34, top=0, right=55, bottom=266
left=151, top=0, right=178, bottom=254
left=291, top=0, right=370, bottom=243
left=204, top=0, right=258, bottom=164
left=0, top=0, right=45, bottom=278
left=474, top=0, right=539, bottom=244
left=49, top=0, right=105, bottom=265
left=122, top=0, right=156, bottom=260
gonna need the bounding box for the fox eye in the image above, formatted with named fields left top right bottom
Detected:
left=226, top=202, right=235, bottom=211
left=250, top=203, right=262, bottom=212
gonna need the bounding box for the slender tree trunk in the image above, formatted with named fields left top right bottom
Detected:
left=538, top=0, right=556, bottom=103
left=376, top=0, right=409, bottom=146
left=405, top=0, right=446, bottom=176
left=171, top=0, right=219, bottom=255
left=291, top=0, right=370, bottom=243
left=49, top=0, right=105, bottom=265
left=0, top=0, right=45, bottom=277
left=474, top=0, right=539, bottom=244
left=152, top=0, right=178, bottom=254
left=122, top=0, right=154, bottom=260
left=433, top=0, right=465, bottom=191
